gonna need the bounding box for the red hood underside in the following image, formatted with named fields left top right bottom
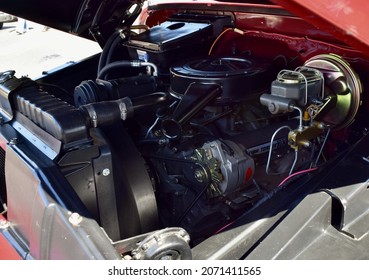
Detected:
left=271, top=0, right=369, bottom=55
left=0, top=0, right=368, bottom=54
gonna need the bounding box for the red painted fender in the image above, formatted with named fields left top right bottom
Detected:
left=0, top=214, right=21, bottom=260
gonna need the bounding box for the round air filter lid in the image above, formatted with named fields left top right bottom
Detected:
left=170, top=57, right=273, bottom=103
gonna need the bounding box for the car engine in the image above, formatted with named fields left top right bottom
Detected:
left=0, top=9, right=367, bottom=258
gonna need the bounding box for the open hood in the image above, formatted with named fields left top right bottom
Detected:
left=1, top=0, right=369, bottom=54
left=0, top=0, right=143, bottom=45
left=271, top=0, right=369, bottom=56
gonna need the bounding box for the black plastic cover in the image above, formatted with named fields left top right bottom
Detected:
left=9, top=78, right=90, bottom=148
left=128, top=21, right=213, bottom=52
left=125, top=15, right=233, bottom=75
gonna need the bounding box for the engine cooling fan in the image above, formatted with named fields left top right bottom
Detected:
left=169, top=56, right=274, bottom=103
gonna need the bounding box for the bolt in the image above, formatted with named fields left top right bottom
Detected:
left=102, top=168, right=110, bottom=176
left=194, top=169, right=206, bottom=183
left=91, top=115, right=97, bottom=128
left=0, top=219, right=9, bottom=229
left=69, top=212, right=83, bottom=226
left=154, top=130, right=162, bottom=137
left=9, top=138, right=18, bottom=145
left=158, top=138, right=167, bottom=145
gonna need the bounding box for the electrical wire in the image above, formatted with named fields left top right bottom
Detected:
left=214, top=220, right=236, bottom=235
left=208, top=28, right=233, bottom=55
left=277, top=167, right=318, bottom=187
left=208, top=28, right=246, bottom=55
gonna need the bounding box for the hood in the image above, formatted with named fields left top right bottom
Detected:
left=0, top=0, right=143, bottom=45
left=271, top=0, right=369, bottom=56
left=1, top=0, right=369, bottom=54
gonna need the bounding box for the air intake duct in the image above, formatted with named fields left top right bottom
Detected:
left=74, top=75, right=157, bottom=107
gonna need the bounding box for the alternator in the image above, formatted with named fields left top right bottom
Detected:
left=199, top=140, right=254, bottom=195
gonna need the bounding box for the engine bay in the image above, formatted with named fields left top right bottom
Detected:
left=1, top=5, right=369, bottom=259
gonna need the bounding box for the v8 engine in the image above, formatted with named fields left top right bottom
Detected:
left=0, top=12, right=364, bottom=254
